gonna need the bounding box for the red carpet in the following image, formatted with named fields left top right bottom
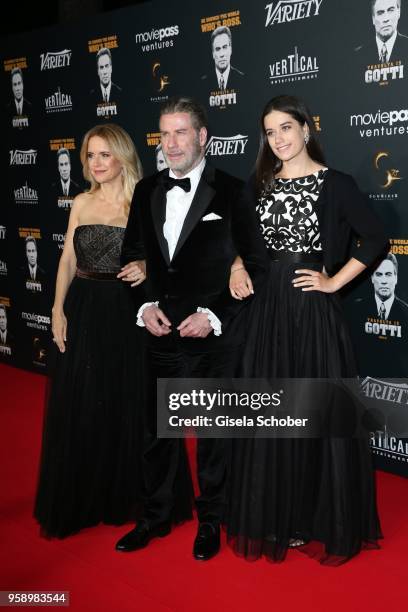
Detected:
left=0, top=362, right=407, bottom=612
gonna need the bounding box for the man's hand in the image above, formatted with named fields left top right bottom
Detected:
left=177, top=313, right=213, bottom=338
left=142, top=304, right=172, bottom=336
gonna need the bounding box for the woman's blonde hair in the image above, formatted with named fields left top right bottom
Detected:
left=80, top=123, right=143, bottom=213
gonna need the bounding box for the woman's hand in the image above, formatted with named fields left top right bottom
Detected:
left=230, top=266, right=254, bottom=300
left=292, top=269, right=338, bottom=293
left=52, top=309, right=67, bottom=353
left=117, top=260, right=146, bottom=287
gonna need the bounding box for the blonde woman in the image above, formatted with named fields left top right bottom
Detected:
left=35, top=124, right=145, bottom=538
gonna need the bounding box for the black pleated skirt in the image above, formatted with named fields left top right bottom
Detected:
left=225, top=258, right=382, bottom=565
left=34, top=276, right=144, bottom=538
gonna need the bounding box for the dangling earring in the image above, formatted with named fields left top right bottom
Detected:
left=304, top=132, right=310, bottom=145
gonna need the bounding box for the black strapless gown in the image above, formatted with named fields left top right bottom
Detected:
left=34, top=225, right=144, bottom=538
left=225, top=172, right=382, bottom=565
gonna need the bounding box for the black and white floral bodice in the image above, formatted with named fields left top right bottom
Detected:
left=256, top=169, right=327, bottom=253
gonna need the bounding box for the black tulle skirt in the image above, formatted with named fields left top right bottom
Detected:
left=34, top=276, right=144, bottom=538
left=225, top=258, right=382, bottom=565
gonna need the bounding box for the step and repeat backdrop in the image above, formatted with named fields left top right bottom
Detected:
left=1, top=0, right=407, bottom=475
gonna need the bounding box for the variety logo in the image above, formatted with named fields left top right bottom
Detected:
left=40, top=49, right=72, bottom=70
left=14, top=182, right=39, bottom=205
left=0, top=260, right=7, bottom=276
left=265, top=0, right=323, bottom=26
left=45, top=87, right=73, bottom=113
left=206, top=135, right=248, bottom=156
left=362, top=377, right=408, bottom=404
left=269, top=46, right=319, bottom=84
left=350, top=108, right=408, bottom=138
left=9, top=149, right=37, bottom=165
left=0, top=226, right=6, bottom=240
left=135, top=25, right=180, bottom=51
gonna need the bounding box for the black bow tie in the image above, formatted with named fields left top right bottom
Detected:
left=162, top=175, right=191, bottom=193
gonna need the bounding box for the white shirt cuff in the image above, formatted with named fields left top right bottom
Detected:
left=137, top=301, right=159, bottom=327
left=197, top=307, right=222, bottom=336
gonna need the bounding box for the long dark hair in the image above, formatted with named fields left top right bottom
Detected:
left=255, top=95, right=326, bottom=194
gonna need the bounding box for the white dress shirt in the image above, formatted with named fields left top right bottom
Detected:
left=15, top=99, right=23, bottom=115
left=215, top=66, right=230, bottom=89
left=375, top=295, right=394, bottom=319
left=163, top=158, right=206, bottom=260
left=61, top=179, right=70, bottom=196
left=29, top=264, right=37, bottom=280
left=137, top=157, right=222, bottom=335
left=101, top=82, right=111, bottom=102
left=376, top=31, right=397, bottom=62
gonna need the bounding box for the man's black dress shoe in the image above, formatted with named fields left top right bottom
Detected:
left=193, top=522, right=220, bottom=560
left=115, top=520, right=171, bottom=552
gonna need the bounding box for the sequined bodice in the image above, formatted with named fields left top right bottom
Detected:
left=74, top=224, right=125, bottom=273
left=256, top=169, right=327, bottom=253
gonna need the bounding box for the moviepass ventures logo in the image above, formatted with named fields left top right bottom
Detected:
left=350, top=108, right=408, bottom=138
left=135, top=25, right=179, bottom=51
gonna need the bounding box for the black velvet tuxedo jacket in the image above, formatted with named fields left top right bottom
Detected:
left=122, top=163, right=267, bottom=352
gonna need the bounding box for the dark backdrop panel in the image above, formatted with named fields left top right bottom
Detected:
left=1, top=0, right=407, bottom=475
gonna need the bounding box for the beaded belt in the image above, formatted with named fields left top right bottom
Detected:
left=268, top=250, right=323, bottom=263
left=76, top=268, right=119, bottom=280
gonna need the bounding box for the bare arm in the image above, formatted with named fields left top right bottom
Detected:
left=292, top=257, right=367, bottom=293
left=51, top=196, right=83, bottom=352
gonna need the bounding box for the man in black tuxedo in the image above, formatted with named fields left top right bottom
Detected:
left=0, top=305, right=11, bottom=346
left=201, top=25, right=244, bottom=90
left=23, top=236, right=46, bottom=283
left=8, top=67, right=31, bottom=117
left=116, top=96, right=266, bottom=560
left=89, top=47, right=122, bottom=105
left=51, top=148, right=81, bottom=200
left=355, top=0, right=408, bottom=62
left=352, top=253, right=408, bottom=377
left=370, top=253, right=408, bottom=320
